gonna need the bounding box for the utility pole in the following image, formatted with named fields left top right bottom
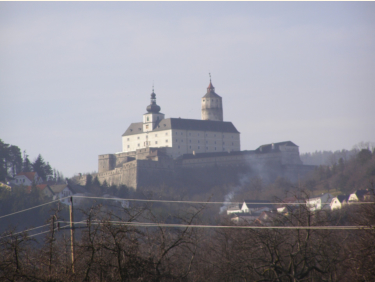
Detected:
left=69, top=196, right=75, bottom=273
left=49, top=214, right=57, bottom=278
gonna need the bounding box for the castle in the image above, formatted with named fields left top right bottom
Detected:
left=77, top=79, right=315, bottom=189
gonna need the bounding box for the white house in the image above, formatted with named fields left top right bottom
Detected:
left=11, top=172, right=43, bottom=186
left=306, top=193, right=333, bottom=211
left=51, top=184, right=89, bottom=206
left=276, top=197, right=303, bottom=214
left=330, top=195, right=349, bottom=210
left=226, top=204, right=242, bottom=215
left=348, top=190, right=369, bottom=203
left=241, top=200, right=273, bottom=214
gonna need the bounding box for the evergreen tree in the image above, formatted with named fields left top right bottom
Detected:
left=22, top=151, right=33, bottom=172
left=32, top=154, right=47, bottom=179
left=8, top=145, right=22, bottom=176
left=0, top=139, right=10, bottom=181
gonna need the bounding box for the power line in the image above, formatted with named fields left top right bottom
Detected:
left=1, top=195, right=373, bottom=221
left=69, top=220, right=374, bottom=230
left=0, top=197, right=69, bottom=220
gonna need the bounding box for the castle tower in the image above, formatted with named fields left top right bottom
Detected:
left=143, top=87, right=165, bottom=132
left=201, top=76, right=223, bottom=121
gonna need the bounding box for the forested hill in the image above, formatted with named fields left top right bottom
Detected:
left=0, top=139, right=64, bottom=182
left=300, top=142, right=375, bottom=166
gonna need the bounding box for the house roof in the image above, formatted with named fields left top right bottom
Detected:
left=50, top=184, right=68, bottom=193
left=336, top=195, right=349, bottom=203
left=16, top=172, right=37, bottom=181
left=122, top=118, right=240, bottom=136
left=243, top=200, right=273, bottom=209
left=25, top=184, right=50, bottom=193
left=351, top=190, right=368, bottom=199
left=50, top=184, right=87, bottom=195
left=255, top=141, right=298, bottom=153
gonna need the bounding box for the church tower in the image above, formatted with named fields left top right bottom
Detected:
left=201, top=76, right=223, bottom=121
left=143, top=88, right=165, bottom=132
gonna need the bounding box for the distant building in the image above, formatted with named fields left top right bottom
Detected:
left=51, top=183, right=89, bottom=206
left=348, top=190, right=369, bottom=203
left=77, top=79, right=316, bottom=189
left=306, top=193, right=333, bottom=211
left=11, top=172, right=43, bottom=186
left=330, top=195, right=349, bottom=210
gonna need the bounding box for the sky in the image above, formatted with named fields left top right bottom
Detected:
left=1, top=2, right=374, bottom=177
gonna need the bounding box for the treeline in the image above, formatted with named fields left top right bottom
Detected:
left=301, top=148, right=375, bottom=195
left=300, top=141, right=375, bottom=166
left=0, top=193, right=374, bottom=281
left=0, top=139, right=64, bottom=182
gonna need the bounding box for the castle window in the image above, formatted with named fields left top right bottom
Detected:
left=137, top=137, right=140, bottom=140
left=155, top=141, right=158, bottom=144
left=138, top=143, right=140, bottom=147
left=206, top=141, right=208, bottom=144
left=198, top=140, right=200, bottom=144
left=214, top=141, right=216, bottom=144
left=189, top=146, right=191, bottom=149
left=203, top=99, right=205, bottom=102
left=223, top=142, right=225, bottom=145
left=127, top=145, right=130, bottom=148
left=198, top=146, right=200, bottom=149
left=206, top=147, right=208, bottom=150
left=166, top=132, right=168, bottom=136
left=127, top=138, right=129, bottom=141
left=147, top=117, right=149, bottom=121
left=178, top=146, right=180, bottom=149
left=146, top=125, right=149, bottom=129
left=189, top=140, right=191, bottom=143
left=215, top=147, right=217, bottom=151
left=232, top=142, right=234, bottom=146
left=165, top=140, right=168, bottom=143
left=155, top=134, right=158, bottom=137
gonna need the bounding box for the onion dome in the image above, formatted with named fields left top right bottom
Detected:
left=146, top=89, right=161, bottom=113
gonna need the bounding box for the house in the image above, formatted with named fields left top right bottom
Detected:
left=254, top=211, right=279, bottom=226
left=363, top=190, right=375, bottom=202
left=231, top=212, right=260, bottom=224
left=348, top=190, right=369, bottom=203
left=11, top=172, right=43, bottom=186
left=276, top=196, right=303, bottom=214
left=51, top=183, right=89, bottom=206
left=330, top=195, right=349, bottom=210
left=26, top=184, right=54, bottom=197
left=306, top=193, right=333, bottom=211
left=226, top=204, right=242, bottom=215
left=241, top=200, right=274, bottom=214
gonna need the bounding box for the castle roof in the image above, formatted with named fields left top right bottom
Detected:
left=255, top=141, right=298, bottom=153
left=122, top=118, right=240, bottom=136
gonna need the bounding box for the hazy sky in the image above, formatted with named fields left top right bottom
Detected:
left=1, top=2, right=374, bottom=177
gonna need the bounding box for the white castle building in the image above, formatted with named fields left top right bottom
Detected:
left=83, top=78, right=315, bottom=189
left=121, top=79, right=241, bottom=159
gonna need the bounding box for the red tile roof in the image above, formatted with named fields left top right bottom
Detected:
left=17, top=172, right=36, bottom=181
